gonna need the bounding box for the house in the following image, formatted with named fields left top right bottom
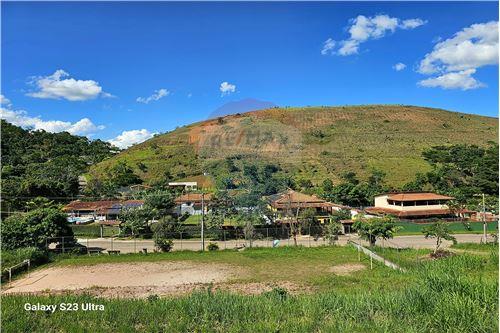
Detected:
left=63, top=200, right=144, bottom=224
left=174, top=193, right=213, bottom=216
left=267, top=190, right=350, bottom=224
left=168, top=181, right=198, bottom=191
left=365, top=192, right=473, bottom=220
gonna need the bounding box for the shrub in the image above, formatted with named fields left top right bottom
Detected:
left=1, top=247, right=50, bottom=282
left=207, top=242, right=219, bottom=251
left=1, top=208, right=75, bottom=250
left=154, top=237, right=173, bottom=252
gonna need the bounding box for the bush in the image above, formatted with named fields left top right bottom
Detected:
left=154, top=237, right=173, bottom=252
left=1, top=247, right=49, bottom=282
left=207, top=242, right=219, bottom=251
left=1, top=208, right=75, bottom=250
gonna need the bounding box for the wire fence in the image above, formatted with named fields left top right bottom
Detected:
left=46, top=226, right=355, bottom=254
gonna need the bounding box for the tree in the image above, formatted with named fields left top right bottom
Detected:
left=1, top=120, right=116, bottom=212
left=422, top=221, right=457, bottom=254
left=236, top=212, right=263, bottom=248
left=143, top=189, right=175, bottom=221
left=105, top=161, right=142, bottom=187
left=151, top=217, right=176, bottom=252
left=206, top=190, right=236, bottom=229
left=1, top=208, right=75, bottom=250
left=119, top=207, right=150, bottom=236
left=324, top=221, right=343, bottom=245
left=352, top=215, right=398, bottom=247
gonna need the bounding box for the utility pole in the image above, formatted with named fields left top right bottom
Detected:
left=482, top=193, right=486, bottom=243
left=201, top=192, right=205, bottom=251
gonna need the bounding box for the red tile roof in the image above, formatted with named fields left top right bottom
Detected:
left=365, top=207, right=455, bottom=217
left=63, top=200, right=119, bottom=212
left=384, top=192, right=454, bottom=201
left=175, top=193, right=213, bottom=204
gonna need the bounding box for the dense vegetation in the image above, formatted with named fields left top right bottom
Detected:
left=1, top=120, right=118, bottom=212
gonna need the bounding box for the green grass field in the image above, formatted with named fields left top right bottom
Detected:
left=2, top=244, right=498, bottom=332
left=395, top=221, right=498, bottom=235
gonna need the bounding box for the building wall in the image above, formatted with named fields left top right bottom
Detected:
left=374, top=195, right=450, bottom=212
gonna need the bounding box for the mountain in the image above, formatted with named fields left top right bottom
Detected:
left=208, top=98, right=277, bottom=119
left=89, top=105, right=498, bottom=187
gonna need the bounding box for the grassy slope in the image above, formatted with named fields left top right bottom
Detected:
left=2, top=245, right=498, bottom=332
left=89, top=105, right=498, bottom=187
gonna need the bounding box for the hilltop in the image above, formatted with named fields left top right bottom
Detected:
left=89, top=105, right=498, bottom=187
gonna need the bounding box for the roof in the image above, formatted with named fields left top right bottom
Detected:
left=268, top=190, right=341, bottom=209
left=380, top=192, right=454, bottom=201
left=63, top=200, right=120, bottom=212
left=365, top=207, right=456, bottom=217
left=63, top=200, right=144, bottom=213
left=175, top=193, right=213, bottom=203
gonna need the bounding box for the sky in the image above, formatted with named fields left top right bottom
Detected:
left=1, top=1, right=498, bottom=148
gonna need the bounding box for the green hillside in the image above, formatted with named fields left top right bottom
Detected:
left=89, top=105, right=498, bottom=187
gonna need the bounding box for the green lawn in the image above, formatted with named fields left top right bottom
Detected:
left=70, top=224, right=120, bottom=238
left=2, top=245, right=498, bottom=332
left=395, top=221, right=498, bottom=235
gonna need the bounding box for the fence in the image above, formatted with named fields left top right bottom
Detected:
left=46, top=226, right=352, bottom=254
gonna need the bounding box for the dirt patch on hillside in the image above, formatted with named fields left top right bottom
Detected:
left=3, top=262, right=239, bottom=296
left=329, top=263, right=366, bottom=276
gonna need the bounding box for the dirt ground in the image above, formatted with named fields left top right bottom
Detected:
left=2, top=261, right=313, bottom=298
left=3, top=262, right=239, bottom=298
left=328, top=263, right=366, bottom=276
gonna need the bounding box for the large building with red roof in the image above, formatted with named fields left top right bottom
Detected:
left=365, top=192, right=473, bottom=219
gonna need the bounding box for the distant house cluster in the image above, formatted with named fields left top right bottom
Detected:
left=63, top=200, right=144, bottom=225
left=62, top=184, right=496, bottom=230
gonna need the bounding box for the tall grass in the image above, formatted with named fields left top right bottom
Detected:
left=2, top=253, right=497, bottom=332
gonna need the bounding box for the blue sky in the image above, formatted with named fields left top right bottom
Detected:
left=1, top=1, right=498, bottom=148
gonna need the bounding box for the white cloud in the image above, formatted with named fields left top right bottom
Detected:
left=0, top=108, right=104, bottom=136
left=1, top=95, right=104, bottom=136
left=27, top=69, right=111, bottom=101
left=401, top=18, right=426, bottom=29
left=418, top=69, right=485, bottom=90
left=220, top=82, right=236, bottom=96
left=321, top=38, right=336, bottom=55
left=393, top=62, right=407, bottom=71
left=417, top=21, right=498, bottom=90
left=0, top=94, right=12, bottom=106
left=107, top=129, right=156, bottom=149
left=322, top=14, right=426, bottom=56
left=136, top=88, right=170, bottom=104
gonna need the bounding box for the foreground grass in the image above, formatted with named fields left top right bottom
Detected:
left=3, top=249, right=498, bottom=333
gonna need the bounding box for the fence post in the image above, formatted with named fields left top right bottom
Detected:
left=370, top=252, right=373, bottom=270
left=266, top=228, right=269, bottom=248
